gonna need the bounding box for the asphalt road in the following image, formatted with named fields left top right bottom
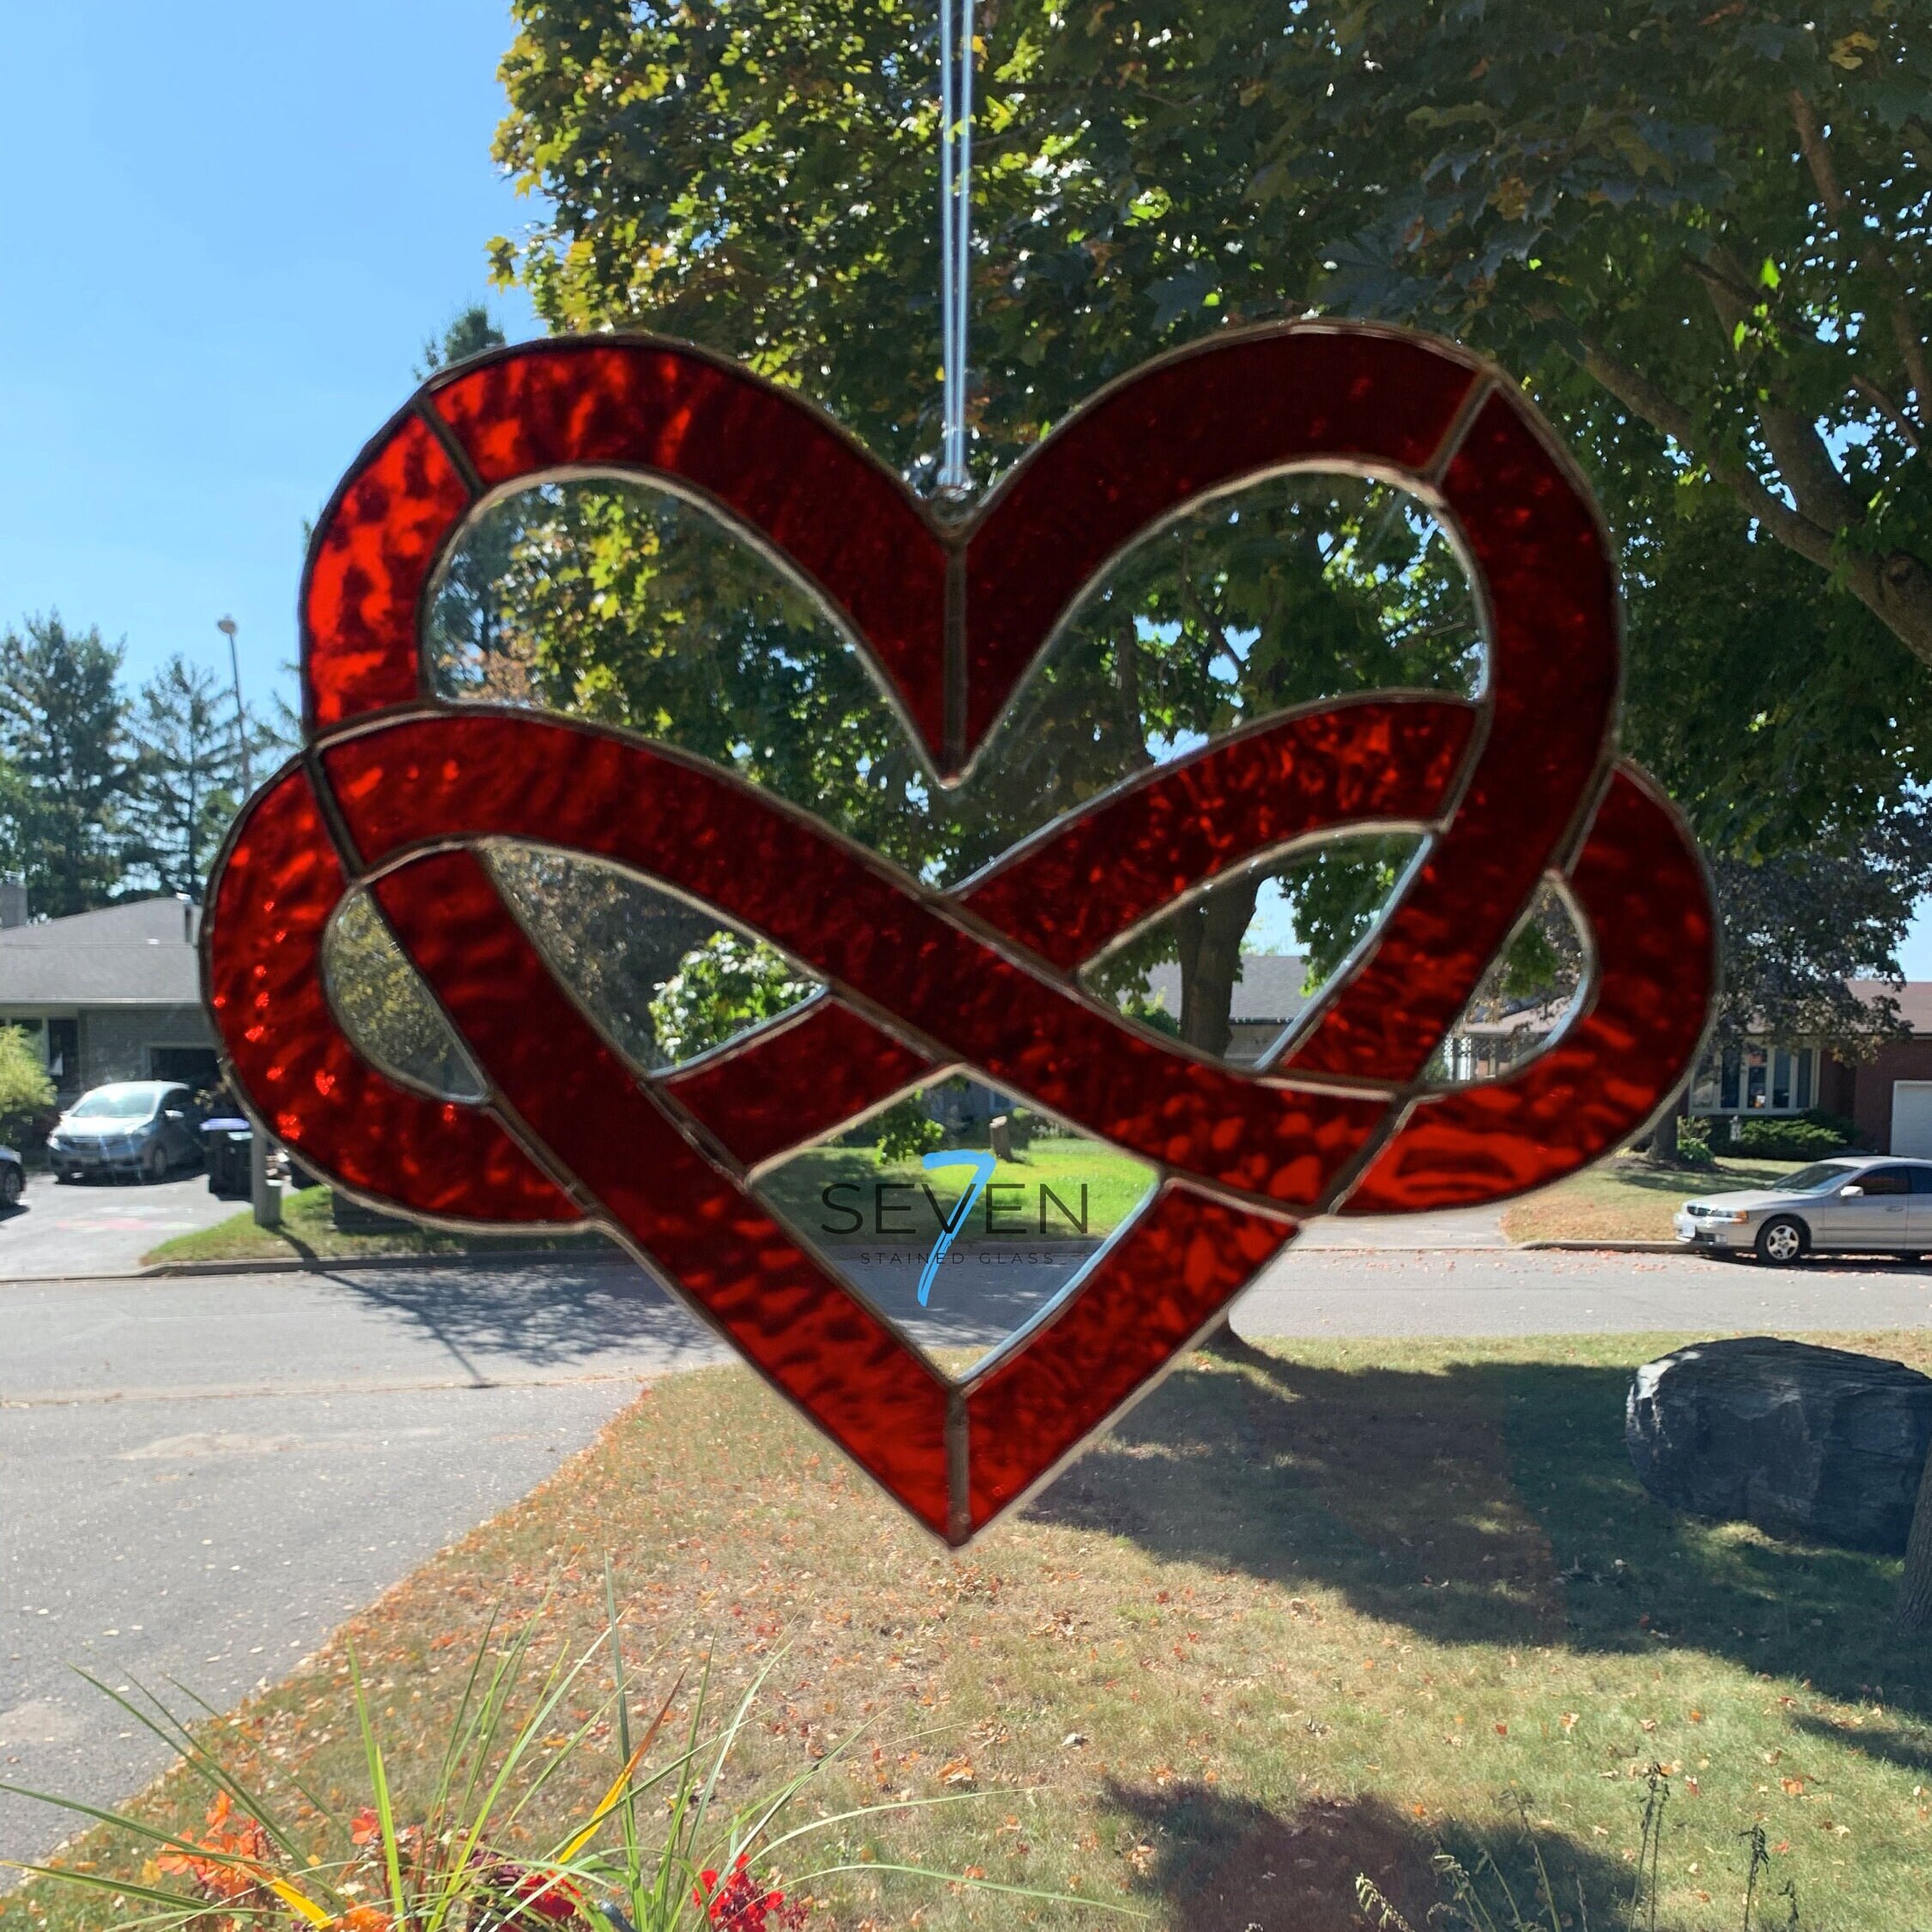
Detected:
left=7, top=1239, right=1932, bottom=1868
left=0, top=1172, right=238, bottom=1280
left=0, top=1259, right=724, bottom=1869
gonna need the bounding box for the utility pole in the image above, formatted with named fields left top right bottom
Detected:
left=217, top=616, right=279, bottom=1230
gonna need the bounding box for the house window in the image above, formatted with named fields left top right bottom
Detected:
left=1690, top=1043, right=1817, bottom=1117
left=46, top=1018, right=77, bottom=1085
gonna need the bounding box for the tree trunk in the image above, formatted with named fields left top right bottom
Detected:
left=1649, top=1084, right=1688, bottom=1165
left=1177, top=878, right=1262, bottom=1353
left=1174, top=878, right=1261, bottom=1058
left=1895, top=1439, right=1932, bottom=1632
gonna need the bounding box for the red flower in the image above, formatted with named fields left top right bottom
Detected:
left=479, top=1859, right=583, bottom=1923
left=692, top=1853, right=808, bottom=1929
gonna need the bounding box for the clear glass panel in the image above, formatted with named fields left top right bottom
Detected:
left=1721, top=1048, right=1741, bottom=1111
left=752, top=1097, right=1157, bottom=1378
left=1796, top=1047, right=1814, bottom=1111
left=484, top=844, right=819, bottom=1072
left=1747, top=1047, right=1769, bottom=1109
left=1084, top=831, right=1424, bottom=1066
left=1772, top=1049, right=1793, bottom=1111
left=1425, top=882, right=1587, bottom=1088
left=322, top=890, right=486, bottom=1102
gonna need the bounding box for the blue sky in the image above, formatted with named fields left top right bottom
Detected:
left=8, top=3, right=1929, bottom=978
left=0, top=2, right=538, bottom=719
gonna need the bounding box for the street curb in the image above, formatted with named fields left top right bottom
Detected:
left=1519, top=1239, right=1684, bottom=1254
left=0, top=1239, right=1687, bottom=1287
left=0, top=1248, right=635, bottom=1287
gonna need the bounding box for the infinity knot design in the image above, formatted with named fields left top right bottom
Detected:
left=204, top=325, right=1716, bottom=1541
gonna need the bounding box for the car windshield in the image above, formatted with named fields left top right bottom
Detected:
left=68, top=1087, right=161, bottom=1120
left=1782, top=1160, right=1862, bottom=1193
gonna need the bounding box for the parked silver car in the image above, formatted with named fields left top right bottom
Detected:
left=47, top=1081, right=202, bottom=1183
left=1674, top=1156, right=1932, bottom=1264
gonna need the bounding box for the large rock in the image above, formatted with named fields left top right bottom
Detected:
left=1626, top=1336, right=1932, bottom=1553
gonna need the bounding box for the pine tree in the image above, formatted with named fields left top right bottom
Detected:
left=0, top=614, right=132, bottom=916
left=125, top=654, right=271, bottom=899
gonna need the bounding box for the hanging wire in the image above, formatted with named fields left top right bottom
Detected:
left=938, top=0, right=975, bottom=495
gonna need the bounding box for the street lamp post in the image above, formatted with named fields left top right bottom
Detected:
left=216, top=616, right=278, bottom=1230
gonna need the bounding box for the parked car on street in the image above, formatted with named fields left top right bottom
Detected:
left=1675, top=1156, right=1932, bottom=1264
left=46, top=1081, right=203, bottom=1183
left=0, top=1144, right=21, bottom=1206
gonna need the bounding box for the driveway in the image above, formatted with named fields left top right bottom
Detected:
left=7, top=1241, right=1932, bottom=1868
left=0, top=1171, right=238, bottom=1280
left=1, top=1260, right=723, bottom=1869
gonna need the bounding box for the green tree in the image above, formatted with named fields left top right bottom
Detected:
left=485, top=0, right=1931, bottom=1055
left=420, top=306, right=520, bottom=665
left=0, top=614, right=131, bottom=916
left=0, top=1024, right=53, bottom=1143
left=124, top=654, right=274, bottom=899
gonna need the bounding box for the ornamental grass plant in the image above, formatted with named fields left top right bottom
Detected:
left=3, top=1575, right=1136, bottom=1931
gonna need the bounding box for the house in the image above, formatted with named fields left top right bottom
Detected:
left=0, top=893, right=219, bottom=1100
left=1687, top=981, right=1932, bottom=1157
left=1143, top=953, right=1310, bottom=1062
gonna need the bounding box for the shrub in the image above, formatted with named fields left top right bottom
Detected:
left=647, top=933, right=814, bottom=1063
left=874, top=1091, right=944, bottom=1162
left=1735, top=1117, right=1847, bottom=1162
left=1800, top=1106, right=1859, bottom=1146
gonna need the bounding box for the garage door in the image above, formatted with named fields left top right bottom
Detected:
left=1892, top=1082, right=1932, bottom=1156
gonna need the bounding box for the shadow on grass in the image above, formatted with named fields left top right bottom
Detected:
left=1103, top=1779, right=1640, bottom=1932
left=1029, top=1340, right=1932, bottom=1718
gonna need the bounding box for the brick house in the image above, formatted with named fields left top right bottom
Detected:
left=1688, top=981, right=1932, bottom=1156
left=0, top=894, right=219, bottom=1101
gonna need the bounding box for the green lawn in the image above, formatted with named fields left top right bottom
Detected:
left=1502, top=1155, right=1806, bottom=1245
left=145, top=1141, right=1152, bottom=1269
left=142, top=1185, right=612, bottom=1268
left=15, top=1331, right=1932, bottom=1930
left=756, top=1137, right=1154, bottom=1247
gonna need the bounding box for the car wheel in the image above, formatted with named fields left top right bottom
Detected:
left=143, top=1142, right=167, bottom=1182
left=0, top=1166, right=20, bottom=1206
left=1756, top=1217, right=1807, bottom=1267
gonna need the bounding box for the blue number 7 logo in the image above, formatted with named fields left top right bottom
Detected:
left=915, top=1149, right=999, bottom=1306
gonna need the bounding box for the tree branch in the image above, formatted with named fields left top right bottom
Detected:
left=1573, top=335, right=1837, bottom=569
left=1853, top=374, right=1922, bottom=453
left=1789, top=89, right=1931, bottom=416
left=1697, top=241, right=1863, bottom=531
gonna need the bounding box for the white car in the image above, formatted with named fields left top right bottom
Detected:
left=1675, top=1156, right=1932, bottom=1265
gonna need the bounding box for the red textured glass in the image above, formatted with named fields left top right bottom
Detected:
left=424, top=343, right=951, bottom=760
left=204, top=766, right=575, bottom=1225
left=372, top=849, right=956, bottom=1535
left=302, top=410, right=472, bottom=731
left=202, top=320, right=1718, bottom=1545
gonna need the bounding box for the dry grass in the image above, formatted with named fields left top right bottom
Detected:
left=1502, top=1157, right=1803, bottom=1245
left=9, top=1332, right=1932, bottom=1930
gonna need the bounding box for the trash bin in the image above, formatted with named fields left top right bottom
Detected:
left=201, top=1117, right=252, bottom=1200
